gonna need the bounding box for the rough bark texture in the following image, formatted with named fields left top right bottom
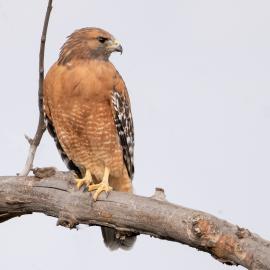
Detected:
left=0, top=172, right=269, bottom=269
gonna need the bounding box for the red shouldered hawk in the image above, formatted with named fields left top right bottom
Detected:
left=43, top=28, right=136, bottom=250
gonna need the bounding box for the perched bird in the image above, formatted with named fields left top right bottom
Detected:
left=43, top=27, right=136, bottom=250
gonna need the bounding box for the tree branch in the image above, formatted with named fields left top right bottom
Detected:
left=0, top=172, right=269, bottom=269
left=19, top=0, right=53, bottom=176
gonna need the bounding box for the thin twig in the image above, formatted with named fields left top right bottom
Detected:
left=19, top=0, right=53, bottom=176
left=0, top=172, right=270, bottom=269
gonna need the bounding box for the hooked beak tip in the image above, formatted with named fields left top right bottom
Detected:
left=109, top=39, right=123, bottom=55
left=115, top=44, right=123, bottom=54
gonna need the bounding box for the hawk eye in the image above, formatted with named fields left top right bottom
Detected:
left=97, top=36, right=108, bottom=43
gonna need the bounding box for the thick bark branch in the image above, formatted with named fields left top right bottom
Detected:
left=19, top=0, right=53, bottom=176
left=0, top=172, right=269, bottom=269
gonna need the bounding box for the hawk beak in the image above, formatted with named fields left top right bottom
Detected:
left=108, top=39, right=123, bottom=54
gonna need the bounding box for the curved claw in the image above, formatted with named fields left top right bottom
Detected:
left=76, top=178, right=92, bottom=189
left=75, top=169, right=92, bottom=189
left=88, top=182, right=113, bottom=201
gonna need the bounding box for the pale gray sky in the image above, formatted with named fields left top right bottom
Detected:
left=0, top=0, right=270, bottom=269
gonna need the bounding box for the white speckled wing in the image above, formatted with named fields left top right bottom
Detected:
left=111, top=90, right=134, bottom=180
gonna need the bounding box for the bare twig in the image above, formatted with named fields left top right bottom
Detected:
left=0, top=172, right=269, bottom=270
left=19, top=0, right=53, bottom=176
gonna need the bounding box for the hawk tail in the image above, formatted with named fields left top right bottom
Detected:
left=101, top=227, right=137, bottom=251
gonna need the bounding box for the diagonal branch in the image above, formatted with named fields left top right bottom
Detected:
left=19, top=0, right=53, bottom=176
left=0, top=172, right=269, bottom=270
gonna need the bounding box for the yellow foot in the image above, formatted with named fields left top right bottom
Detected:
left=76, top=169, right=92, bottom=189
left=76, top=178, right=92, bottom=189
left=88, top=182, right=113, bottom=201
left=88, top=166, right=112, bottom=201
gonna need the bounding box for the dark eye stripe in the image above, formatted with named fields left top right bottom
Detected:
left=97, top=36, right=108, bottom=43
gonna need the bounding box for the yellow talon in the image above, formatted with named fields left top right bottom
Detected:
left=76, top=169, right=92, bottom=189
left=88, top=166, right=112, bottom=201
left=88, top=182, right=113, bottom=201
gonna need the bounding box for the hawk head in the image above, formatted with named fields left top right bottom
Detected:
left=58, top=27, right=123, bottom=64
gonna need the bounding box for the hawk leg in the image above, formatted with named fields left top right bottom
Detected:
left=76, top=169, right=93, bottom=189
left=88, top=166, right=113, bottom=201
